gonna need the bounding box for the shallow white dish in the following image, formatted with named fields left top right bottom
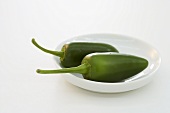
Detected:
left=55, top=34, right=161, bottom=93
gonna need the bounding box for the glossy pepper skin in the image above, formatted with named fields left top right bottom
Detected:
left=32, top=39, right=119, bottom=67
left=36, top=52, right=148, bottom=83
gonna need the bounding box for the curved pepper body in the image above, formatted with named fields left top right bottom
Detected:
left=61, top=42, right=119, bottom=67
left=82, top=53, right=148, bottom=82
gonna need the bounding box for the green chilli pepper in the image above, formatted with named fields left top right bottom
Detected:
left=32, top=39, right=119, bottom=67
left=36, top=52, right=148, bottom=83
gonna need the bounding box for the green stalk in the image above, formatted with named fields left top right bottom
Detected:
left=36, top=63, right=90, bottom=75
left=32, top=38, right=64, bottom=58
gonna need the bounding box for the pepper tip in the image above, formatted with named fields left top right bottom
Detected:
left=31, top=38, right=35, bottom=43
left=36, top=69, right=41, bottom=73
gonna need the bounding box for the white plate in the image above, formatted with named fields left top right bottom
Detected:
left=55, top=34, right=161, bottom=93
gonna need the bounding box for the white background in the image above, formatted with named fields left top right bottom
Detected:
left=0, top=0, right=169, bottom=113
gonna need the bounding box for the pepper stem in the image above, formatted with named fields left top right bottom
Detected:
left=36, top=63, right=90, bottom=75
left=31, top=38, right=64, bottom=58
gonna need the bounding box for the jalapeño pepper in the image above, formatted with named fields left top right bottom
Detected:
left=36, top=52, right=148, bottom=83
left=32, top=39, right=119, bottom=67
